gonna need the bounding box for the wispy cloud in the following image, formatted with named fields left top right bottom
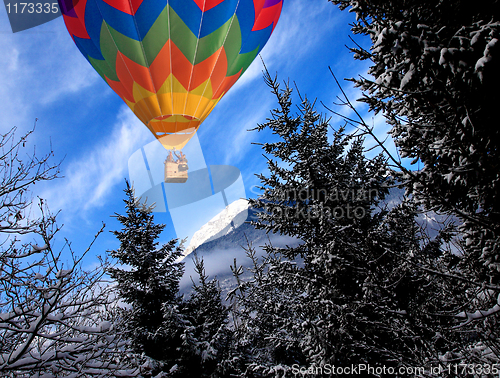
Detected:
left=39, top=107, right=152, bottom=217
left=222, top=103, right=273, bottom=165
left=0, top=20, right=101, bottom=135
left=230, top=0, right=339, bottom=94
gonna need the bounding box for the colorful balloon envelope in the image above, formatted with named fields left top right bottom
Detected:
left=58, top=0, right=284, bottom=149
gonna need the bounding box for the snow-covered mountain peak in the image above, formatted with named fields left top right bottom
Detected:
left=182, top=198, right=250, bottom=257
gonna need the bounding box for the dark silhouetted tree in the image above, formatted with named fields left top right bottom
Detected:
left=227, top=71, right=470, bottom=375
left=108, top=181, right=188, bottom=376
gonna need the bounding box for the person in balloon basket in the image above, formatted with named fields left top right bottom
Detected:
left=174, top=151, right=187, bottom=164
left=174, top=151, right=188, bottom=172
left=166, top=151, right=175, bottom=163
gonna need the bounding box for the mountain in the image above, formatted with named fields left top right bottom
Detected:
left=179, top=190, right=455, bottom=294
left=182, top=198, right=252, bottom=257
left=179, top=199, right=301, bottom=293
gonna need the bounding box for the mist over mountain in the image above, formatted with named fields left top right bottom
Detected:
left=179, top=199, right=301, bottom=293
left=179, top=187, right=453, bottom=295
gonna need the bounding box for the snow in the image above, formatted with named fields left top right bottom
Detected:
left=55, top=269, right=73, bottom=279
left=182, top=199, right=250, bottom=257
left=31, top=244, right=48, bottom=252
left=456, top=295, right=500, bottom=326
left=443, top=172, right=454, bottom=183
left=475, top=38, right=498, bottom=81
left=400, top=69, right=414, bottom=89
left=439, top=48, right=448, bottom=65
left=99, top=321, right=111, bottom=332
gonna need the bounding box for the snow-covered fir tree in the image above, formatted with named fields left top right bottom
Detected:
left=108, top=182, right=235, bottom=377
left=227, top=72, right=476, bottom=376
left=328, top=0, right=500, bottom=366
left=328, top=0, right=500, bottom=282
left=107, top=181, right=189, bottom=376
left=182, top=255, right=231, bottom=378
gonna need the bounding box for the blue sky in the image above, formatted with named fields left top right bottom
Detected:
left=0, top=1, right=399, bottom=269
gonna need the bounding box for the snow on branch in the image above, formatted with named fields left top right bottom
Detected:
left=0, top=207, right=140, bottom=377
left=455, top=294, right=500, bottom=328
left=0, top=124, right=60, bottom=236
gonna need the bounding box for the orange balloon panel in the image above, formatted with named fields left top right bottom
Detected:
left=59, top=0, right=284, bottom=149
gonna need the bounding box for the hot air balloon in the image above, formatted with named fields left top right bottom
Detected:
left=58, top=0, right=283, bottom=181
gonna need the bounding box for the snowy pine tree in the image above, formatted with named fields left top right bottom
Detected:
left=328, top=0, right=500, bottom=364
left=229, top=72, right=472, bottom=375
left=107, top=181, right=188, bottom=376
left=227, top=243, right=307, bottom=377
left=182, top=255, right=231, bottom=378
left=328, top=0, right=500, bottom=281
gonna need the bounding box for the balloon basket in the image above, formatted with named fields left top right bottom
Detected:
left=164, top=160, right=188, bottom=183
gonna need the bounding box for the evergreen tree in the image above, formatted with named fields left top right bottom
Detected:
left=183, top=255, right=231, bottom=377
left=328, top=0, right=500, bottom=281
left=328, top=0, right=500, bottom=364
left=108, top=181, right=188, bottom=375
left=227, top=244, right=308, bottom=377
left=228, top=71, right=468, bottom=375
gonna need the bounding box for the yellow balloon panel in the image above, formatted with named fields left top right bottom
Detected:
left=61, top=0, right=284, bottom=151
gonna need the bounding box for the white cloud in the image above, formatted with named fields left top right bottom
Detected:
left=7, top=47, right=19, bottom=71
left=179, top=233, right=301, bottom=291
left=222, top=103, right=272, bottom=165
left=39, top=107, right=152, bottom=216
left=0, top=21, right=100, bottom=136
left=230, top=0, right=338, bottom=94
